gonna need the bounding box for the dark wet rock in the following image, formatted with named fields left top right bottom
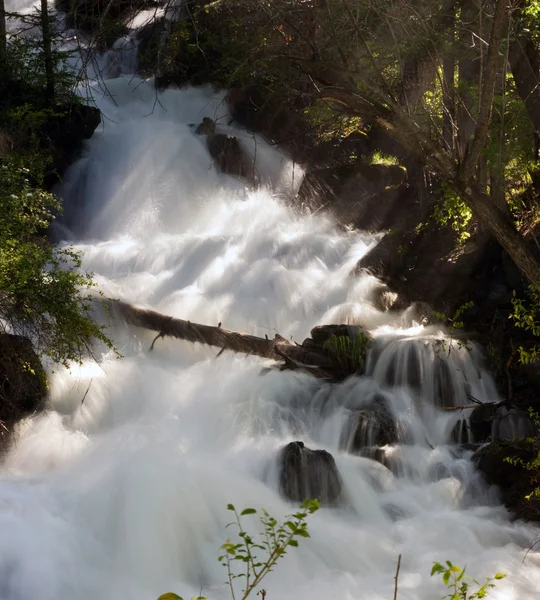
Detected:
left=451, top=419, right=472, bottom=444
left=341, top=394, right=399, bottom=451
left=42, top=104, right=101, bottom=185
left=453, top=404, right=536, bottom=445
left=357, top=215, right=499, bottom=319
left=279, top=441, right=343, bottom=505
left=195, top=117, right=217, bottom=136
left=371, top=338, right=423, bottom=391
left=228, top=85, right=306, bottom=150
left=298, top=162, right=410, bottom=232
left=492, top=406, right=536, bottom=441
left=206, top=134, right=253, bottom=181
left=434, top=355, right=458, bottom=408
left=473, top=441, right=540, bottom=521
left=0, top=335, right=47, bottom=449
left=371, top=285, right=398, bottom=312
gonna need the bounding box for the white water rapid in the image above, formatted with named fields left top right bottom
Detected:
left=3, top=11, right=540, bottom=598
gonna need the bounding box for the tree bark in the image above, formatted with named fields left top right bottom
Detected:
left=460, top=0, right=507, bottom=183
left=458, top=184, right=540, bottom=285
left=508, top=24, right=540, bottom=191
left=508, top=26, right=540, bottom=136
left=108, top=300, right=334, bottom=370
left=442, top=32, right=455, bottom=153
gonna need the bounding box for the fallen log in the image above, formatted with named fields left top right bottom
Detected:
left=107, top=301, right=335, bottom=375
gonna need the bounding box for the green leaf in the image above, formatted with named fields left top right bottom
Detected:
left=157, top=594, right=184, bottom=600
left=227, top=504, right=235, bottom=511
left=240, top=508, right=257, bottom=516
left=494, top=574, right=506, bottom=580
left=296, top=529, right=310, bottom=538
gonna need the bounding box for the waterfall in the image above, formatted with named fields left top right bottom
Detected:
left=2, top=8, right=540, bottom=599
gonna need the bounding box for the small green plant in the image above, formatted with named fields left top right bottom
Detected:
left=431, top=301, right=474, bottom=352
left=323, top=332, right=371, bottom=375
left=431, top=561, right=505, bottom=600
left=158, top=499, right=320, bottom=600
left=0, top=157, right=115, bottom=366
left=433, top=184, right=473, bottom=243
left=510, top=285, right=540, bottom=364
left=502, top=407, right=540, bottom=500
left=369, top=151, right=400, bottom=166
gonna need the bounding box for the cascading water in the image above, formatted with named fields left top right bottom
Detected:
left=2, top=9, right=540, bottom=598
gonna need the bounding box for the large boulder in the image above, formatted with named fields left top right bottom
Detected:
left=206, top=134, right=253, bottom=181
left=473, top=441, right=540, bottom=521
left=194, top=118, right=254, bottom=182
left=0, top=335, right=47, bottom=449
left=279, top=441, right=343, bottom=505
left=228, top=85, right=307, bottom=150
left=298, top=162, right=410, bottom=232
left=340, top=394, right=399, bottom=451
left=42, top=104, right=101, bottom=185
left=308, top=325, right=371, bottom=379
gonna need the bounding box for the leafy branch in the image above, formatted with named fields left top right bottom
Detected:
left=158, top=499, right=320, bottom=600
left=431, top=560, right=505, bottom=600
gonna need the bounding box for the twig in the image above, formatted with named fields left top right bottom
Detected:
left=466, top=393, right=486, bottom=406
left=149, top=331, right=163, bottom=351
left=149, top=316, right=174, bottom=350
left=523, top=538, right=540, bottom=563
left=393, top=554, right=401, bottom=600
left=81, top=379, right=93, bottom=405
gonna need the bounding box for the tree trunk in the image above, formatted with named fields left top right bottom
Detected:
left=456, top=1, right=481, bottom=164
left=41, top=0, right=55, bottom=103
left=442, top=37, right=455, bottom=153
left=508, top=29, right=540, bottom=136
left=108, top=300, right=335, bottom=372
left=458, top=183, right=540, bottom=285
left=508, top=26, right=540, bottom=192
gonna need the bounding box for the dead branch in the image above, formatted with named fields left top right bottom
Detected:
left=108, top=301, right=334, bottom=371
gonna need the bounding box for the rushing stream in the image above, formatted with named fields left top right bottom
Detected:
left=3, top=8, right=540, bottom=599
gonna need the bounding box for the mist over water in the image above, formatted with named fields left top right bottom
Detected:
left=2, top=29, right=540, bottom=599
